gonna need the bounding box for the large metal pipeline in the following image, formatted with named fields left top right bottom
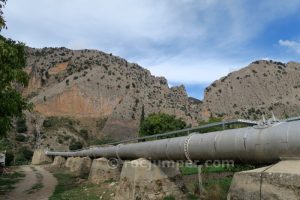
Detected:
left=46, top=118, right=300, bottom=164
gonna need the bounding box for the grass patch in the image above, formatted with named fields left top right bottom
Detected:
left=180, top=166, right=199, bottom=175
left=203, top=176, right=233, bottom=200
left=0, top=171, right=25, bottom=195
left=180, top=164, right=255, bottom=175
left=163, top=195, right=176, bottom=200
left=50, top=170, right=116, bottom=200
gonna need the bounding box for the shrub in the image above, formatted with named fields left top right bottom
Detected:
left=43, top=119, right=52, bottom=127
left=69, top=141, right=83, bottom=151
left=79, top=129, right=88, bottom=140
left=16, top=118, right=27, bottom=133
left=5, top=151, right=14, bottom=166
left=139, top=113, right=186, bottom=137
left=20, top=147, right=33, bottom=160
left=15, top=134, right=26, bottom=142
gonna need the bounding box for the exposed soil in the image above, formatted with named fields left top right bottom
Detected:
left=5, top=165, right=57, bottom=200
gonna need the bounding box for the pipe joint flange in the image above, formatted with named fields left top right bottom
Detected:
left=184, top=133, right=196, bottom=163
left=115, top=144, right=123, bottom=161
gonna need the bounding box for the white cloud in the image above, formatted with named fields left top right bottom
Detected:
left=279, top=39, right=300, bottom=55
left=2, top=0, right=300, bottom=86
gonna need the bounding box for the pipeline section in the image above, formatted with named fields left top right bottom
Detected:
left=46, top=119, right=300, bottom=164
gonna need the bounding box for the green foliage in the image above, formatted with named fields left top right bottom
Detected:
left=139, top=113, right=186, bottom=137
left=14, top=153, right=27, bottom=165
left=43, top=118, right=54, bottom=127
left=5, top=151, right=13, bottom=166
left=203, top=177, right=233, bottom=200
left=0, top=0, right=7, bottom=30
left=79, top=129, right=88, bottom=140
left=69, top=141, right=83, bottom=151
left=15, top=134, right=26, bottom=142
left=163, top=195, right=176, bottom=200
left=0, top=8, right=31, bottom=136
left=50, top=171, right=112, bottom=200
left=16, top=117, right=27, bottom=133
left=180, top=166, right=199, bottom=175
left=43, top=117, right=77, bottom=131
left=13, top=147, right=32, bottom=165
left=20, top=147, right=33, bottom=160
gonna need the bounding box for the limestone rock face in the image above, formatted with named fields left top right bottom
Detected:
left=51, top=156, right=66, bottom=168
left=24, top=47, right=202, bottom=140
left=202, top=60, right=300, bottom=119
left=228, top=160, right=300, bottom=200
left=68, top=157, right=92, bottom=177
left=31, top=149, right=53, bottom=165
left=88, top=157, right=121, bottom=184
left=115, top=158, right=185, bottom=200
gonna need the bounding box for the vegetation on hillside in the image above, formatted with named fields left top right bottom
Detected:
left=139, top=113, right=186, bottom=137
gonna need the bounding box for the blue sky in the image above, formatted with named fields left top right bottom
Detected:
left=2, top=0, right=300, bottom=99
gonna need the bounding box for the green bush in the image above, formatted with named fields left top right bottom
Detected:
left=16, top=118, right=27, bottom=133
left=69, top=141, right=83, bottom=151
left=5, top=151, right=14, bottom=166
left=43, top=119, right=52, bottom=127
left=15, top=134, right=26, bottom=142
left=139, top=113, right=186, bottom=137
left=163, top=196, right=176, bottom=200
left=20, top=147, right=33, bottom=160
left=14, top=153, right=28, bottom=165
left=79, top=129, right=88, bottom=140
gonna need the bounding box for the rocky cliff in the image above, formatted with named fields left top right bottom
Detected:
left=24, top=47, right=202, bottom=141
left=19, top=47, right=300, bottom=151
left=202, top=60, right=300, bottom=120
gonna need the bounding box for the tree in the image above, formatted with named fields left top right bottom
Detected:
left=0, top=0, right=7, bottom=30
left=0, top=0, right=30, bottom=136
left=139, top=113, right=186, bottom=137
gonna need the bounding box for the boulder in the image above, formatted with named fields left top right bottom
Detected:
left=228, top=160, right=300, bottom=200
left=115, top=158, right=185, bottom=200
left=31, top=149, right=53, bottom=165
left=88, top=157, right=121, bottom=184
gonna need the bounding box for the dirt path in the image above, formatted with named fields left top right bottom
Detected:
left=5, top=165, right=57, bottom=200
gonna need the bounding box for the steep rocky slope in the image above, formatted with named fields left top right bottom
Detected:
left=16, top=47, right=300, bottom=152
left=23, top=47, right=202, bottom=142
left=202, top=60, right=300, bottom=120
